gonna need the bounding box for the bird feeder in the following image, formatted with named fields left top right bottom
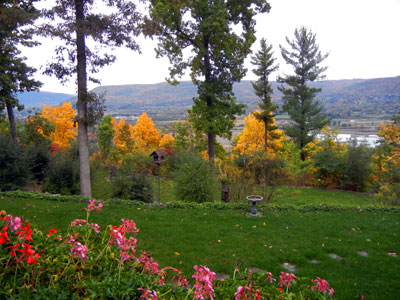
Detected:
left=150, top=149, right=167, bottom=206
left=150, top=149, right=166, bottom=164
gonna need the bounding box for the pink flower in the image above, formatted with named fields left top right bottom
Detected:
left=86, top=200, right=103, bottom=212
left=138, top=288, right=158, bottom=299
left=5, top=215, right=21, bottom=232
left=311, top=278, right=334, bottom=299
left=88, top=223, right=101, bottom=234
left=234, top=286, right=247, bottom=300
left=70, top=242, right=88, bottom=259
left=139, top=251, right=160, bottom=274
left=278, top=272, right=297, bottom=288
left=192, top=265, right=216, bottom=300
left=265, top=272, right=276, bottom=284
left=311, top=277, right=330, bottom=292
left=234, top=286, right=264, bottom=300
left=120, top=219, right=139, bottom=236
left=329, top=288, right=335, bottom=298
left=70, top=219, right=87, bottom=227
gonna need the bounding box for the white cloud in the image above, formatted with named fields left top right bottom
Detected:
left=21, top=0, right=400, bottom=93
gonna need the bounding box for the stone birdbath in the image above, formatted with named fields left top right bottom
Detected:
left=247, top=195, right=263, bottom=216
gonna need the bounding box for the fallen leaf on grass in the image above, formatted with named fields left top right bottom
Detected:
left=174, top=252, right=180, bottom=256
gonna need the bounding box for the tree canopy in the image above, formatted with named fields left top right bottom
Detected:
left=0, top=0, right=41, bottom=146
left=251, top=37, right=279, bottom=151
left=148, top=0, right=271, bottom=164
left=39, top=0, right=142, bottom=196
left=278, top=26, right=330, bottom=161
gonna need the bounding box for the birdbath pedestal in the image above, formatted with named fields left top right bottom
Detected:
left=247, top=195, right=263, bottom=216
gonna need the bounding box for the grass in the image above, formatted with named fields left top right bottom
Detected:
left=1, top=195, right=398, bottom=300
left=91, top=167, right=378, bottom=208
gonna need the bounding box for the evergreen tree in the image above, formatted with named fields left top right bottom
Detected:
left=278, top=26, right=330, bottom=161
left=97, top=115, right=115, bottom=161
left=148, top=0, right=270, bottom=165
left=251, top=38, right=279, bottom=151
left=0, top=1, right=41, bottom=147
left=39, top=0, right=142, bottom=197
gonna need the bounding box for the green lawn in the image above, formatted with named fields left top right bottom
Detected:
left=1, top=195, right=398, bottom=300
left=91, top=167, right=379, bottom=208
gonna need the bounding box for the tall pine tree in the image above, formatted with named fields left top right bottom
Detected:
left=0, top=0, right=41, bottom=147
left=39, top=0, right=141, bottom=197
left=278, top=26, right=329, bottom=161
left=251, top=38, right=279, bottom=152
left=147, top=0, right=270, bottom=165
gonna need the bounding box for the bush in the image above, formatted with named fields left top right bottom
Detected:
left=120, top=151, right=157, bottom=175
left=42, top=152, right=80, bottom=195
left=341, top=142, right=372, bottom=191
left=26, top=144, right=52, bottom=184
left=171, top=151, right=219, bottom=203
left=112, top=172, right=154, bottom=203
left=0, top=134, right=29, bottom=191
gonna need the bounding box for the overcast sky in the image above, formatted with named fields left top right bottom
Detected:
left=22, top=0, right=400, bottom=94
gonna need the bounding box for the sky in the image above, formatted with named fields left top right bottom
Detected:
left=21, top=0, right=400, bottom=94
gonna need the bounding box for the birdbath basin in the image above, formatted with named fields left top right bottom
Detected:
left=247, top=195, right=263, bottom=216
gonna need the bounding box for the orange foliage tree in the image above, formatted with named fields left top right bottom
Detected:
left=133, top=112, right=160, bottom=151
left=41, top=102, right=77, bottom=149
left=159, top=133, right=175, bottom=154
left=111, top=118, right=135, bottom=153
left=234, top=110, right=283, bottom=155
left=372, top=119, right=400, bottom=204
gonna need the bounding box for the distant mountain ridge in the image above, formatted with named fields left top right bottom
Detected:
left=17, top=91, right=75, bottom=109
left=18, top=76, right=400, bottom=120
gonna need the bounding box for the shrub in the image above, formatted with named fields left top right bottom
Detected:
left=341, top=142, right=372, bottom=191
left=112, top=172, right=154, bottom=203
left=0, top=134, right=29, bottom=191
left=42, top=152, right=80, bottom=195
left=171, top=151, right=219, bottom=203
left=25, top=144, right=52, bottom=184
left=120, top=151, right=157, bottom=175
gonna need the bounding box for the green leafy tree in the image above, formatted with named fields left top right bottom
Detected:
left=278, top=26, right=330, bottom=161
left=148, top=0, right=270, bottom=165
left=251, top=38, right=279, bottom=151
left=39, top=0, right=142, bottom=197
left=0, top=1, right=42, bottom=147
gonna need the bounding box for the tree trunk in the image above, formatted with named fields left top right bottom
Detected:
left=6, top=100, right=18, bottom=147
left=75, top=0, right=92, bottom=197
left=264, top=120, right=268, bottom=152
left=204, top=38, right=215, bottom=166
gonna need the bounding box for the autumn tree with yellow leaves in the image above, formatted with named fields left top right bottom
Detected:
left=234, top=110, right=283, bottom=156
left=133, top=112, right=160, bottom=151
left=372, top=116, right=400, bottom=204
left=41, top=102, right=77, bottom=149
left=111, top=118, right=135, bottom=153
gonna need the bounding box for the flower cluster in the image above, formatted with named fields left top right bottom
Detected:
left=70, top=242, right=88, bottom=259
left=108, top=219, right=139, bottom=262
left=311, top=277, right=335, bottom=298
left=1, top=213, right=39, bottom=265
left=192, top=265, right=216, bottom=300
left=86, top=199, right=103, bottom=212
left=234, top=286, right=264, bottom=300
left=278, top=272, right=297, bottom=288
left=138, top=288, right=158, bottom=299
left=70, top=219, right=100, bottom=234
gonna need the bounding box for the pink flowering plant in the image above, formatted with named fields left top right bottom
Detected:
left=0, top=202, right=335, bottom=299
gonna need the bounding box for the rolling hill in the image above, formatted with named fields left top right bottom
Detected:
left=17, top=76, right=400, bottom=121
